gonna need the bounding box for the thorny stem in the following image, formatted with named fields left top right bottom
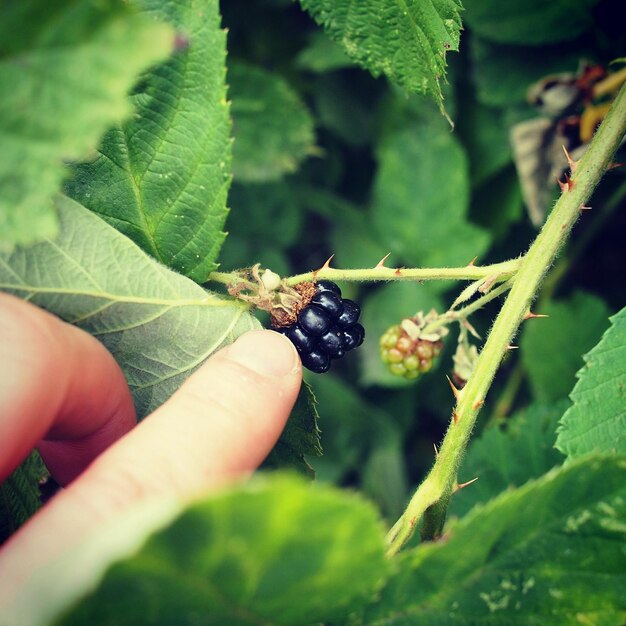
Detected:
left=385, top=82, right=626, bottom=557
left=284, top=259, right=519, bottom=286
left=489, top=177, right=626, bottom=423
left=208, top=260, right=520, bottom=288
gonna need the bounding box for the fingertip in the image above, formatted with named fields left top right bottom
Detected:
left=224, top=329, right=301, bottom=378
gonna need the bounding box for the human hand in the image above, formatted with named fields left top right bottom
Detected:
left=0, top=293, right=302, bottom=603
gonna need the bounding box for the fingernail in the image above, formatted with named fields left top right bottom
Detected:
left=227, top=330, right=299, bottom=377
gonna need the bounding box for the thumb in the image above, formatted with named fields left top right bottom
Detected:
left=0, top=329, right=302, bottom=599
left=91, top=328, right=303, bottom=493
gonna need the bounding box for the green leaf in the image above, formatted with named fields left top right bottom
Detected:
left=227, top=181, right=304, bottom=249
left=0, top=452, right=47, bottom=543
left=364, top=455, right=626, bottom=625
left=313, top=73, right=377, bottom=147
left=0, top=0, right=173, bottom=251
left=372, top=118, right=490, bottom=269
left=308, top=374, right=400, bottom=485
left=520, top=291, right=611, bottom=403
left=457, top=96, right=513, bottom=187
left=362, top=440, right=410, bottom=521
left=469, top=37, right=590, bottom=107
left=299, top=0, right=462, bottom=109
left=449, top=402, right=567, bottom=519
left=65, top=0, right=231, bottom=283
left=470, top=166, right=524, bottom=241
left=325, top=200, right=389, bottom=270
left=462, top=0, right=600, bottom=46
left=8, top=475, right=390, bottom=626
left=230, top=62, right=315, bottom=182
left=360, top=282, right=444, bottom=387
left=0, top=195, right=258, bottom=420
left=556, top=307, right=626, bottom=460
left=263, top=381, right=322, bottom=476
left=295, top=30, right=353, bottom=73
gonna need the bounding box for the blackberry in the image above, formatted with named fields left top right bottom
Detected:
left=379, top=310, right=448, bottom=381
left=271, top=280, right=364, bottom=373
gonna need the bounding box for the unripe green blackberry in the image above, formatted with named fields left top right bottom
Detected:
left=379, top=310, right=447, bottom=380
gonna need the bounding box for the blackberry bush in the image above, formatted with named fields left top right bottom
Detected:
left=272, top=280, right=364, bottom=373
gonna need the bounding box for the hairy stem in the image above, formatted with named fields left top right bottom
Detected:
left=445, top=279, right=514, bottom=324
left=208, top=260, right=520, bottom=289
left=488, top=178, right=626, bottom=423
left=284, top=259, right=519, bottom=286
left=386, top=82, right=626, bottom=557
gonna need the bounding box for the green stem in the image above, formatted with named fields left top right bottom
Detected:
left=447, top=279, right=514, bottom=323
left=385, top=82, right=626, bottom=557
left=284, top=259, right=519, bottom=286
left=490, top=364, right=525, bottom=422
left=209, top=260, right=520, bottom=289
left=489, top=178, right=626, bottom=422
left=419, top=279, right=514, bottom=337
left=207, top=272, right=255, bottom=289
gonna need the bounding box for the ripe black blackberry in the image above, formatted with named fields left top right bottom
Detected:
left=272, top=280, right=364, bottom=373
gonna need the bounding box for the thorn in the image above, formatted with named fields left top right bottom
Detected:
left=562, top=144, right=578, bottom=173
left=579, top=204, right=592, bottom=211
left=394, top=268, right=404, bottom=276
left=608, top=162, right=625, bottom=170
left=320, top=255, right=334, bottom=270
left=433, top=443, right=439, bottom=459
left=472, top=399, right=484, bottom=410
left=375, top=253, right=392, bottom=269
left=312, top=255, right=334, bottom=280
left=507, top=344, right=519, bottom=350
left=524, top=310, right=549, bottom=320
left=452, top=410, right=459, bottom=424
left=446, top=375, right=461, bottom=399
left=467, top=256, right=478, bottom=267
left=455, top=477, right=479, bottom=492
left=558, top=172, right=575, bottom=192
left=462, top=318, right=482, bottom=340
left=409, top=517, right=417, bottom=529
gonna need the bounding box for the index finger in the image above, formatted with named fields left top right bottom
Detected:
left=0, top=293, right=136, bottom=485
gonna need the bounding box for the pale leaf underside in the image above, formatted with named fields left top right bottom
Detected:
left=0, top=195, right=258, bottom=419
